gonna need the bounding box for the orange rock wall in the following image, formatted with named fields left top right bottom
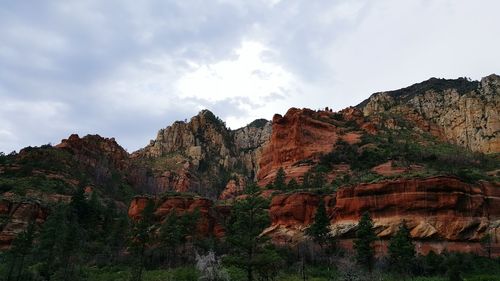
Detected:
left=265, top=176, right=500, bottom=256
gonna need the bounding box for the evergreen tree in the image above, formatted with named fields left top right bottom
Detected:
left=244, top=181, right=260, bottom=195
left=70, top=185, right=89, bottom=225
left=57, top=212, right=83, bottom=280
left=129, top=199, right=156, bottom=281
left=445, top=254, right=463, bottom=281
left=480, top=233, right=492, bottom=259
left=6, top=220, right=35, bottom=281
left=35, top=204, right=67, bottom=279
left=287, top=178, right=299, bottom=190
left=157, top=209, right=199, bottom=267
left=274, top=167, right=286, bottom=190
left=301, top=171, right=312, bottom=189
left=354, top=212, right=377, bottom=273
left=388, top=221, right=415, bottom=277
left=306, top=199, right=332, bottom=247
left=223, top=193, right=280, bottom=281
left=311, top=172, right=326, bottom=189
left=107, top=215, right=129, bottom=263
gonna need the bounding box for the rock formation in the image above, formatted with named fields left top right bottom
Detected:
left=131, top=110, right=271, bottom=197
left=264, top=176, right=500, bottom=255
left=1, top=74, right=498, bottom=257
left=0, top=199, right=48, bottom=250
left=128, top=195, right=228, bottom=237
left=257, top=108, right=369, bottom=186
left=360, top=75, right=500, bottom=154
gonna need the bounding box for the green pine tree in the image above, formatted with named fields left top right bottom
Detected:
left=306, top=199, right=332, bottom=247
left=244, top=181, right=260, bottom=195
left=354, top=212, right=377, bottom=273
left=70, top=185, right=89, bottom=225
left=223, top=193, right=279, bottom=281
left=312, top=172, right=326, bottom=189
left=35, top=204, right=67, bottom=279
left=445, top=254, right=463, bottom=281
left=274, top=167, right=286, bottom=190
left=129, top=199, right=156, bottom=281
left=287, top=178, right=299, bottom=190
left=158, top=209, right=199, bottom=267
left=388, top=221, right=415, bottom=278
left=107, top=214, right=129, bottom=263
left=6, top=220, right=35, bottom=281
left=301, top=171, right=312, bottom=189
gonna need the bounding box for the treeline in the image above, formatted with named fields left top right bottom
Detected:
left=1, top=185, right=499, bottom=281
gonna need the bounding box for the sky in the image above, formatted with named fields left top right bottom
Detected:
left=1, top=0, right=499, bottom=153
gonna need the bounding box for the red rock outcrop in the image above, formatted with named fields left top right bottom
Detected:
left=219, top=176, right=246, bottom=200
left=264, top=176, right=500, bottom=255
left=269, top=192, right=320, bottom=228
left=55, top=134, right=130, bottom=171
left=128, top=195, right=228, bottom=237
left=256, top=107, right=370, bottom=187
left=257, top=108, right=338, bottom=186
left=0, top=200, right=48, bottom=250
left=332, top=177, right=500, bottom=241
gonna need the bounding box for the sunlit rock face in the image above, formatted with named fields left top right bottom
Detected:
left=131, top=110, right=271, bottom=197
left=257, top=107, right=369, bottom=187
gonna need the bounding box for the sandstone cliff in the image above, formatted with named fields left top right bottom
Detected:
left=126, top=176, right=500, bottom=256
left=1, top=74, right=499, bottom=256
left=128, top=195, right=229, bottom=237
left=256, top=107, right=368, bottom=186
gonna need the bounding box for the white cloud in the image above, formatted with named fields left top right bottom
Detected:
left=0, top=0, right=499, bottom=153
left=176, top=41, right=295, bottom=102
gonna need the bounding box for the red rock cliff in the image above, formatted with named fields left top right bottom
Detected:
left=256, top=107, right=371, bottom=187
left=128, top=195, right=228, bottom=237
left=264, top=176, right=500, bottom=255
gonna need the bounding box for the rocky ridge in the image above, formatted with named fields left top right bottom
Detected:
left=360, top=75, right=500, bottom=154
left=131, top=110, right=271, bottom=197
left=1, top=74, right=499, bottom=255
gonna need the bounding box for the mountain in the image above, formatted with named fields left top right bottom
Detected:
left=359, top=74, right=499, bottom=153
left=0, top=74, right=499, bottom=256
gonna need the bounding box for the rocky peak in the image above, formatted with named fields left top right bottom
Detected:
left=131, top=110, right=271, bottom=197
left=257, top=107, right=365, bottom=186
left=55, top=134, right=130, bottom=171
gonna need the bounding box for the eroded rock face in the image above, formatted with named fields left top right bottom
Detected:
left=361, top=74, right=500, bottom=154
left=233, top=120, right=272, bottom=180
left=264, top=177, right=500, bottom=255
left=257, top=108, right=339, bottom=186
left=219, top=176, right=246, bottom=200
left=55, top=134, right=130, bottom=171
left=0, top=200, right=48, bottom=250
left=332, top=176, right=500, bottom=241
left=257, top=108, right=337, bottom=186
left=128, top=195, right=228, bottom=237
left=132, top=110, right=271, bottom=197
left=269, top=192, right=320, bottom=228
left=256, top=107, right=371, bottom=187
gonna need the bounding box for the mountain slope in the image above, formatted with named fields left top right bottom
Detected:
left=0, top=74, right=498, bottom=255
left=358, top=74, right=499, bottom=153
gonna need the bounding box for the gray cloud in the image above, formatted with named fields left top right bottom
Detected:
left=1, top=0, right=499, bottom=153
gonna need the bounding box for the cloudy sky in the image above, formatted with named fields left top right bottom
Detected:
left=1, top=0, right=499, bottom=153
